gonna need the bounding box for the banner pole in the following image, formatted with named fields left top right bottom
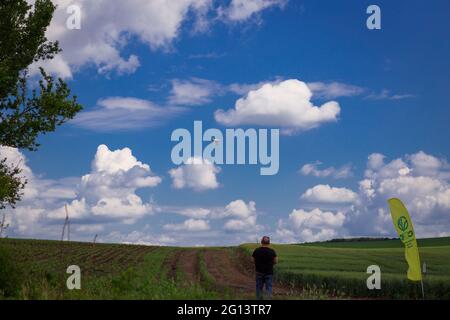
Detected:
left=420, top=279, right=425, bottom=300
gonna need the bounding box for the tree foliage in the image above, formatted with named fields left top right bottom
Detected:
left=0, top=0, right=82, bottom=150
left=0, top=158, right=26, bottom=210
left=0, top=0, right=82, bottom=209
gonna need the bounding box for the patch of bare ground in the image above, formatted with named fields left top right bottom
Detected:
left=204, top=249, right=294, bottom=298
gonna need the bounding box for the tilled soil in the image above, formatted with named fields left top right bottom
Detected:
left=165, top=248, right=294, bottom=298
left=204, top=249, right=292, bottom=298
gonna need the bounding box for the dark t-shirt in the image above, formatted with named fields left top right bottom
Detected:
left=252, top=247, right=277, bottom=275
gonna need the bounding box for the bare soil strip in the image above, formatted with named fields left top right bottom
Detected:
left=204, top=249, right=292, bottom=298
left=164, top=249, right=200, bottom=285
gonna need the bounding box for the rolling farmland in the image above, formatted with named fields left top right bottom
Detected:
left=1, top=237, right=449, bottom=299
left=242, top=237, right=450, bottom=299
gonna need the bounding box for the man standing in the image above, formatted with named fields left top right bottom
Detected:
left=252, top=236, right=278, bottom=299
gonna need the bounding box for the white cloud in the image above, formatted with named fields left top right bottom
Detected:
left=169, top=157, right=220, bottom=191
left=277, top=208, right=346, bottom=243
left=29, top=0, right=282, bottom=78
left=163, top=218, right=210, bottom=231
left=74, top=224, right=105, bottom=234
left=222, top=200, right=258, bottom=231
left=168, top=78, right=222, bottom=106
left=31, top=0, right=213, bottom=78
left=366, top=89, right=415, bottom=100
left=54, top=145, right=161, bottom=223
left=162, top=199, right=260, bottom=232
left=3, top=145, right=162, bottom=234
left=227, top=81, right=276, bottom=95
left=172, top=207, right=212, bottom=219
left=279, top=151, right=450, bottom=243
left=307, top=82, right=365, bottom=99
left=220, top=0, right=286, bottom=21
left=72, top=97, right=183, bottom=132
left=301, top=184, right=358, bottom=204
left=300, top=161, right=353, bottom=179
left=104, top=230, right=177, bottom=246
left=350, top=151, right=450, bottom=236
left=214, top=79, right=340, bottom=132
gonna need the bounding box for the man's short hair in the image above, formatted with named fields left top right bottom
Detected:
left=261, top=236, right=270, bottom=245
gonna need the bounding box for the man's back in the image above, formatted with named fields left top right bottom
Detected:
left=252, top=246, right=277, bottom=275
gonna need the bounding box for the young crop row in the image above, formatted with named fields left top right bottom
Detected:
left=1, top=239, right=222, bottom=299
left=240, top=243, right=450, bottom=299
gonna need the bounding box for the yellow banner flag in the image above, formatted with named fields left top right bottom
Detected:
left=388, top=198, right=422, bottom=281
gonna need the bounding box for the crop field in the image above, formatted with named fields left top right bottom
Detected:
left=242, top=237, right=450, bottom=299
left=1, top=237, right=449, bottom=300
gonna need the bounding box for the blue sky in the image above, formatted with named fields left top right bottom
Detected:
left=3, top=0, right=450, bottom=246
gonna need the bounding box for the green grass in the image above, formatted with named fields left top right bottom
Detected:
left=2, top=237, right=450, bottom=299
left=241, top=238, right=450, bottom=299
left=0, top=239, right=220, bottom=300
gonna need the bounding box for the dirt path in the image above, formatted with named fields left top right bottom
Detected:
left=164, top=248, right=295, bottom=298
left=164, top=249, right=200, bottom=285
left=204, top=249, right=292, bottom=298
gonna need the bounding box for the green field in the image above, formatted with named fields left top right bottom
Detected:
left=1, top=237, right=449, bottom=300
left=242, top=237, right=450, bottom=299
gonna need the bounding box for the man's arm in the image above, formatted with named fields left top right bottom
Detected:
left=273, top=256, right=278, bottom=265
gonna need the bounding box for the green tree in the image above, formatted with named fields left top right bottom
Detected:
left=0, top=0, right=82, bottom=208
left=0, top=159, right=26, bottom=210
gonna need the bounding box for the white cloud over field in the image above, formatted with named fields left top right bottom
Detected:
left=1, top=144, right=161, bottom=237
left=214, top=79, right=340, bottom=132
left=2, top=145, right=449, bottom=245
left=276, top=151, right=450, bottom=243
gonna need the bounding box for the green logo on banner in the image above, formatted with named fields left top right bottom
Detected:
left=397, top=216, right=409, bottom=231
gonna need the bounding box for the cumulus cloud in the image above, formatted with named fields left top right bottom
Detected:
left=47, top=145, right=161, bottom=224
left=72, top=97, right=183, bottom=132
left=163, top=218, right=210, bottom=231
left=301, top=184, right=358, bottom=204
left=2, top=144, right=162, bottom=238
left=169, top=157, right=220, bottom=191
left=28, top=0, right=282, bottom=78
left=219, top=0, right=286, bottom=21
left=352, top=151, right=450, bottom=236
left=222, top=200, right=258, bottom=231
left=162, top=199, right=260, bottom=232
left=214, top=79, right=340, bottom=132
left=277, top=208, right=346, bottom=242
left=278, top=151, right=450, bottom=243
left=300, top=161, right=353, bottom=179
left=30, top=0, right=214, bottom=78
